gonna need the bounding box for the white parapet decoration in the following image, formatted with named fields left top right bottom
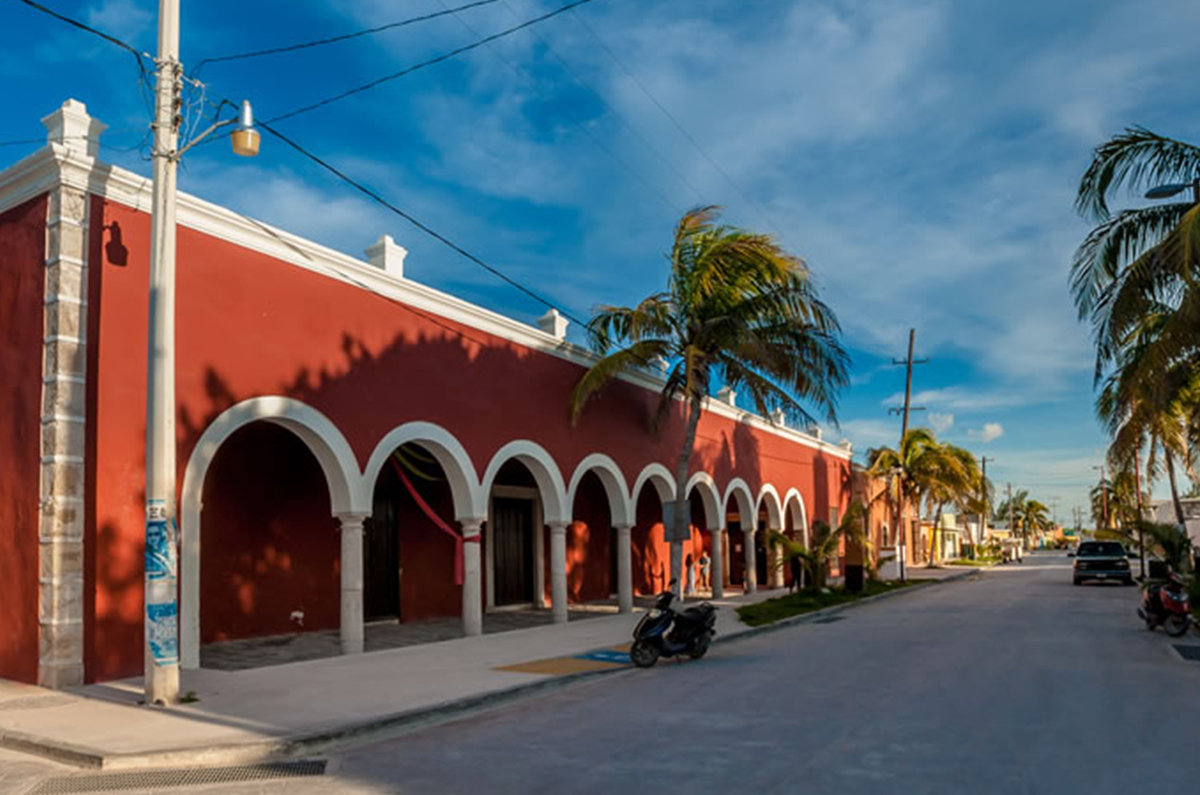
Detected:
left=42, top=99, right=106, bottom=158
left=537, top=308, right=569, bottom=340
left=770, top=407, right=786, bottom=426
left=365, top=234, right=407, bottom=279
left=717, top=385, right=737, bottom=406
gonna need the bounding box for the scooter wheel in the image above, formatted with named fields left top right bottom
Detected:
left=1164, top=614, right=1191, bottom=637
left=630, top=640, right=660, bottom=668
left=688, top=631, right=713, bottom=660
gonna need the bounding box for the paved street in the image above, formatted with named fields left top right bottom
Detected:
left=12, top=552, right=1200, bottom=794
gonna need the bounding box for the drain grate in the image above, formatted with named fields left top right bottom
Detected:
left=1174, top=645, right=1200, bottom=662
left=28, top=760, right=326, bottom=794
left=812, top=616, right=846, bottom=625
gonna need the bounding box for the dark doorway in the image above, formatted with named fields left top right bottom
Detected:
left=609, top=527, right=619, bottom=596
left=728, top=518, right=744, bottom=585
left=364, top=482, right=401, bottom=621
left=493, top=497, right=535, bottom=605
left=756, top=516, right=769, bottom=586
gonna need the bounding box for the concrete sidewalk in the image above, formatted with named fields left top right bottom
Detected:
left=0, top=572, right=977, bottom=770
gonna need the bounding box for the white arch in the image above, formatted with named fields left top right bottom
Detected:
left=631, top=462, right=676, bottom=507
left=783, top=487, right=810, bottom=546
left=756, top=484, right=784, bottom=530
left=481, top=440, right=569, bottom=525
left=362, top=422, right=483, bottom=520
left=722, top=477, right=756, bottom=524
left=567, top=453, right=634, bottom=528
left=179, top=396, right=365, bottom=669
left=684, top=471, right=722, bottom=531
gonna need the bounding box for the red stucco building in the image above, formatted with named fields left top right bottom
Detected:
left=0, top=101, right=857, bottom=688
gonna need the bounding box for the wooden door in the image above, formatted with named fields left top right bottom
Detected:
left=492, top=497, right=534, bottom=606
left=364, top=488, right=401, bottom=621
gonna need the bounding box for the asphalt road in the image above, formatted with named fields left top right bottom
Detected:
left=12, top=552, right=1200, bottom=794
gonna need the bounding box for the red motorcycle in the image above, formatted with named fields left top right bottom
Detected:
left=1139, top=573, right=1192, bottom=637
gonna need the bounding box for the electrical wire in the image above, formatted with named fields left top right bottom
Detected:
left=192, top=0, right=505, bottom=70
left=257, top=119, right=587, bottom=326
left=260, top=0, right=595, bottom=126
left=11, top=0, right=146, bottom=58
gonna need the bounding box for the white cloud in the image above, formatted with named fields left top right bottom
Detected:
left=969, top=422, right=1005, bottom=443
left=929, top=412, right=955, bottom=434
left=86, top=0, right=152, bottom=43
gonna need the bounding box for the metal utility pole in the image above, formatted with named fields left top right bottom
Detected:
left=143, top=0, right=183, bottom=707
left=889, top=329, right=928, bottom=581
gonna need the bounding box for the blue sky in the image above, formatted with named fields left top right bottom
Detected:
left=4, top=0, right=1200, bottom=523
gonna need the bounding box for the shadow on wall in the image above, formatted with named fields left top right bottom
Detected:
left=167, top=326, right=666, bottom=665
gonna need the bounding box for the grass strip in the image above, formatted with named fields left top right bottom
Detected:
left=946, top=558, right=1000, bottom=567
left=736, top=580, right=918, bottom=627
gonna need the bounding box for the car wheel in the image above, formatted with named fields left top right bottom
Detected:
left=1122, top=577, right=1134, bottom=586
left=1073, top=577, right=1083, bottom=586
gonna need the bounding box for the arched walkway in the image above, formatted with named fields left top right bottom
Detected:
left=179, top=397, right=363, bottom=669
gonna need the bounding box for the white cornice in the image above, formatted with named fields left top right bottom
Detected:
left=0, top=144, right=852, bottom=461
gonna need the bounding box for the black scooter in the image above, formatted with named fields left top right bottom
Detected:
left=630, top=588, right=716, bottom=668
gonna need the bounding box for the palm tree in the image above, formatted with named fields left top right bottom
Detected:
left=1019, top=499, right=1051, bottom=546
left=867, top=428, right=939, bottom=574
left=1096, top=309, right=1198, bottom=526
left=570, top=207, right=849, bottom=595
left=919, top=443, right=983, bottom=565
left=770, top=501, right=871, bottom=591
left=1072, top=128, right=1200, bottom=379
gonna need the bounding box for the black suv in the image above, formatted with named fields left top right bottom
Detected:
left=1072, top=541, right=1133, bottom=586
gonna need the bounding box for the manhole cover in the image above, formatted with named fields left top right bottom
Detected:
left=28, top=760, right=326, bottom=794
left=812, top=616, right=846, bottom=625
left=1174, top=645, right=1200, bottom=661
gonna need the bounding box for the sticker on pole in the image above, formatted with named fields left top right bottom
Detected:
left=147, top=601, right=179, bottom=665
left=145, top=519, right=175, bottom=581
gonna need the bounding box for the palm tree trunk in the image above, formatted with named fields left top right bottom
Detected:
left=1166, top=450, right=1186, bottom=527
left=670, top=396, right=703, bottom=598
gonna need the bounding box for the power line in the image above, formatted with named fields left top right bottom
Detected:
left=261, top=0, right=596, bottom=126
left=192, top=0, right=505, bottom=71
left=257, top=119, right=587, bottom=326
left=12, top=0, right=588, bottom=329
left=12, top=0, right=146, bottom=58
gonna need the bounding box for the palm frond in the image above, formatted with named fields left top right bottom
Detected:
left=1076, top=127, right=1200, bottom=221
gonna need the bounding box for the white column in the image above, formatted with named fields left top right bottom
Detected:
left=461, top=519, right=484, bottom=637
left=768, top=528, right=783, bottom=588
left=338, top=513, right=367, bottom=655
left=711, top=528, right=725, bottom=599
left=549, top=521, right=569, bottom=623
left=615, top=524, right=633, bottom=613
left=743, top=527, right=757, bottom=594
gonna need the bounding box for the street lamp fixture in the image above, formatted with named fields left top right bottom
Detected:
left=231, top=100, right=260, bottom=158
left=1145, top=179, right=1199, bottom=202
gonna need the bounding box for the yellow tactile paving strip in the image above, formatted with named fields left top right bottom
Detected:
left=494, top=644, right=633, bottom=675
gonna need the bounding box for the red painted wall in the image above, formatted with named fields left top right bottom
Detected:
left=0, top=196, right=47, bottom=683
left=82, top=197, right=855, bottom=680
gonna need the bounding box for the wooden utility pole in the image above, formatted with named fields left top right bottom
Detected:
left=890, top=329, right=928, bottom=581
left=1134, top=447, right=1146, bottom=579
left=1007, top=483, right=1016, bottom=553
left=979, top=457, right=992, bottom=548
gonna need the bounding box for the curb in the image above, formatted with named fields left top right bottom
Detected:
left=1, top=570, right=978, bottom=771
left=713, top=568, right=979, bottom=647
